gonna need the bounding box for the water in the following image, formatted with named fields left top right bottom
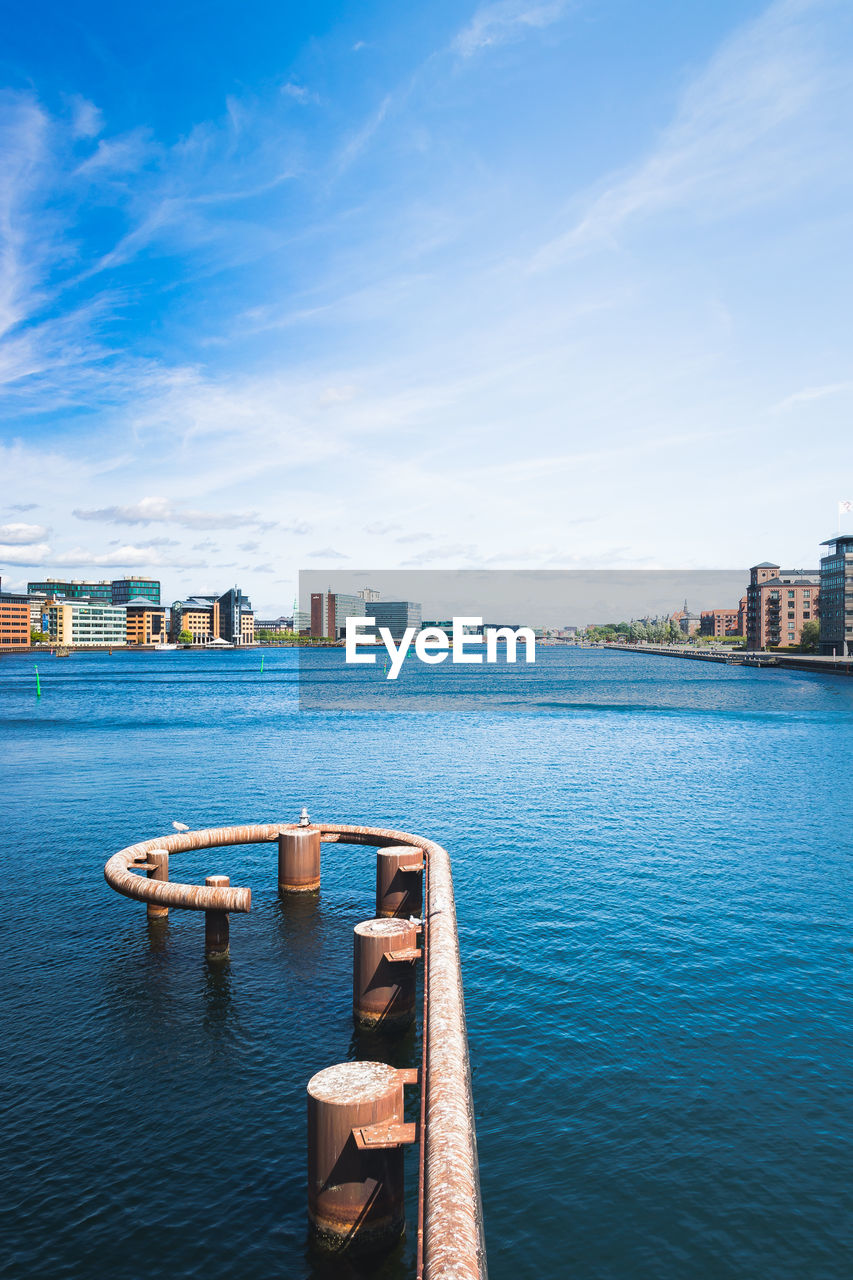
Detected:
left=2, top=647, right=851, bottom=1280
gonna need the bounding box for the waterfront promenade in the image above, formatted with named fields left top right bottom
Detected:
left=604, top=642, right=853, bottom=676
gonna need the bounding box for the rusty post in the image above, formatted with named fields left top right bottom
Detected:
left=204, top=874, right=230, bottom=960
left=278, top=827, right=321, bottom=893
left=307, top=1061, right=417, bottom=1253
left=146, top=849, right=169, bottom=920
left=353, top=918, right=421, bottom=1029
left=376, top=845, right=424, bottom=919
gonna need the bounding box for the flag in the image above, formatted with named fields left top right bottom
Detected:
left=840, top=500, right=853, bottom=514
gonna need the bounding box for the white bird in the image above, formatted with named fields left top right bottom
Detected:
left=172, top=821, right=189, bottom=832
left=298, top=807, right=311, bottom=827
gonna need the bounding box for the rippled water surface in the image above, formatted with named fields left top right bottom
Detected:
left=2, top=647, right=851, bottom=1280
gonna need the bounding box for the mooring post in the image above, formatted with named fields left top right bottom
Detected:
left=307, top=1061, right=417, bottom=1253
left=146, top=849, right=169, bottom=921
left=376, top=845, right=424, bottom=919
left=278, top=826, right=321, bottom=893
left=204, top=875, right=230, bottom=960
left=353, top=918, right=421, bottom=1029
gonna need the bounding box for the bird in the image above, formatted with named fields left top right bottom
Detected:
left=172, top=821, right=189, bottom=832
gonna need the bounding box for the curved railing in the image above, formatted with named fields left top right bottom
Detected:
left=104, top=820, right=487, bottom=1280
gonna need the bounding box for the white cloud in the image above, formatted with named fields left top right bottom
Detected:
left=453, top=0, right=569, bottom=57
left=0, top=542, right=51, bottom=564
left=0, top=522, right=48, bottom=544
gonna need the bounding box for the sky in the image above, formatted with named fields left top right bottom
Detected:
left=1, top=0, right=852, bottom=613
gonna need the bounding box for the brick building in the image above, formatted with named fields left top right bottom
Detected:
left=746, top=562, right=819, bottom=649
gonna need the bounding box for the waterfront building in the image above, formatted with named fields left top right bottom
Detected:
left=26, top=576, right=161, bottom=605
left=700, top=607, right=743, bottom=638
left=256, top=616, right=294, bottom=633
left=125, top=599, right=168, bottom=646
left=0, top=591, right=31, bottom=651
left=28, top=577, right=112, bottom=602
left=369, top=600, right=422, bottom=641
left=170, top=587, right=254, bottom=645
left=746, top=563, right=819, bottom=649
left=818, top=534, right=853, bottom=655
left=43, top=600, right=127, bottom=647
left=358, top=587, right=381, bottom=603
left=310, top=592, right=365, bottom=639
left=110, top=577, right=161, bottom=606
left=671, top=600, right=701, bottom=636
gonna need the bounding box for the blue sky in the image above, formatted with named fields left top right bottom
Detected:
left=1, top=0, right=852, bottom=611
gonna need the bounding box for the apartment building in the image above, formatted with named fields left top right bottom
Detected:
left=746, top=563, right=819, bottom=648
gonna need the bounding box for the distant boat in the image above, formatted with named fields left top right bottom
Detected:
left=154, top=642, right=178, bottom=651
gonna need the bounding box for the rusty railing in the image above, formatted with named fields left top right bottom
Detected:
left=104, top=819, right=487, bottom=1280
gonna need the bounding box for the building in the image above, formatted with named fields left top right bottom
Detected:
left=369, top=600, right=422, bottom=641
left=256, top=616, right=295, bottom=633
left=818, top=534, right=853, bottom=655
left=671, top=600, right=701, bottom=636
left=27, top=576, right=161, bottom=605
left=170, top=587, right=254, bottom=646
left=28, top=577, right=112, bottom=602
left=125, top=599, right=168, bottom=646
left=110, top=577, right=161, bottom=605
left=310, top=592, right=365, bottom=639
left=700, top=607, right=743, bottom=638
left=358, top=587, right=381, bottom=603
left=746, top=562, right=819, bottom=649
left=43, top=600, right=127, bottom=647
left=0, top=591, right=31, bottom=651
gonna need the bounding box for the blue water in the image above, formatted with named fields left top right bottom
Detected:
left=2, top=647, right=851, bottom=1280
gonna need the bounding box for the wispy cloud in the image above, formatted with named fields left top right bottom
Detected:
left=771, top=381, right=853, bottom=412
left=307, top=547, right=349, bottom=559
left=532, top=0, right=845, bottom=267
left=453, top=0, right=570, bottom=57
left=72, top=497, right=275, bottom=531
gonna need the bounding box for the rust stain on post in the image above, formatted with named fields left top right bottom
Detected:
left=353, top=918, right=419, bottom=1029
left=278, top=826, right=321, bottom=893
left=307, top=1061, right=414, bottom=1253
left=146, top=848, right=169, bottom=920
left=204, top=874, right=230, bottom=960
left=376, top=845, right=424, bottom=918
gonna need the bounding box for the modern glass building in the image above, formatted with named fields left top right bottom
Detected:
left=110, top=577, right=161, bottom=605
left=28, top=578, right=112, bottom=601
left=309, top=592, right=366, bottom=639
left=370, top=601, right=422, bottom=641
left=818, top=534, right=853, bottom=655
left=26, top=577, right=161, bottom=605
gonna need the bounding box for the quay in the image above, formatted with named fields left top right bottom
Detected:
left=104, top=815, right=486, bottom=1279
left=603, top=643, right=853, bottom=676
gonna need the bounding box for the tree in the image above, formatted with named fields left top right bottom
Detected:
left=178, top=629, right=193, bottom=645
left=30, top=629, right=49, bottom=644
left=799, top=620, right=820, bottom=652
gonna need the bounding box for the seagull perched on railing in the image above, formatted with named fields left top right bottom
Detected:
left=172, top=821, right=189, bottom=832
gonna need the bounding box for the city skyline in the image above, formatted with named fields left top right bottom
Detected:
left=2, top=0, right=853, bottom=615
